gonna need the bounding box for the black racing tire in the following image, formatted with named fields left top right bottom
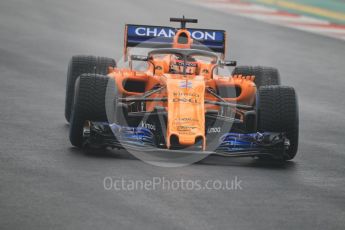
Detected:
left=69, top=74, right=117, bottom=148
left=65, top=55, right=116, bottom=122
left=257, top=86, right=299, bottom=160
left=232, top=66, right=280, bottom=88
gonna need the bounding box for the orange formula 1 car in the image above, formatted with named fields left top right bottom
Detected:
left=65, top=17, right=299, bottom=161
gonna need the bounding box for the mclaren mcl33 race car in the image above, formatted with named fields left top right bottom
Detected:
left=65, top=17, right=299, bottom=161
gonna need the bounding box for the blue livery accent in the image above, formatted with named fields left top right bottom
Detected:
left=109, top=123, right=156, bottom=147
left=179, top=80, right=192, bottom=89
left=216, top=132, right=285, bottom=153
left=216, top=133, right=259, bottom=152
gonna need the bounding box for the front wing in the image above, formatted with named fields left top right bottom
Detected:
left=84, top=122, right=290, bottom=159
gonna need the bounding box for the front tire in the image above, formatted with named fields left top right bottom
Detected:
left=257, top=86, right=299, bottom=160
left=69, top=74, right=116, bottom=147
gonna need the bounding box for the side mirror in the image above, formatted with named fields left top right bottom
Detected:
left=218, top=60, right=237, bottom=67
left=131, top=55, right=149, bottom=62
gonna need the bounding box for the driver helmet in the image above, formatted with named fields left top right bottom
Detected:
left=169, top=55, right=198, bottom=75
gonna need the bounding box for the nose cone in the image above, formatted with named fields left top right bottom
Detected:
left=166, top=77, right=206, bottom=149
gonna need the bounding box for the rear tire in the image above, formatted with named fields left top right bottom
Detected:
left=69, top=74, right=116, bottom=147
left=257, top=86, right=299, bottom=160
left=65, top=55, right=116, bottom=122
left=232, top=66, right=280, bottom=88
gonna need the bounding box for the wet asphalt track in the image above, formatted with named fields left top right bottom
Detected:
left=1, top=0, right=345, bottom=229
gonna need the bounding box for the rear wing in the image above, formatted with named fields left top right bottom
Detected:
left=124, top=24, right=226, bottom=60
